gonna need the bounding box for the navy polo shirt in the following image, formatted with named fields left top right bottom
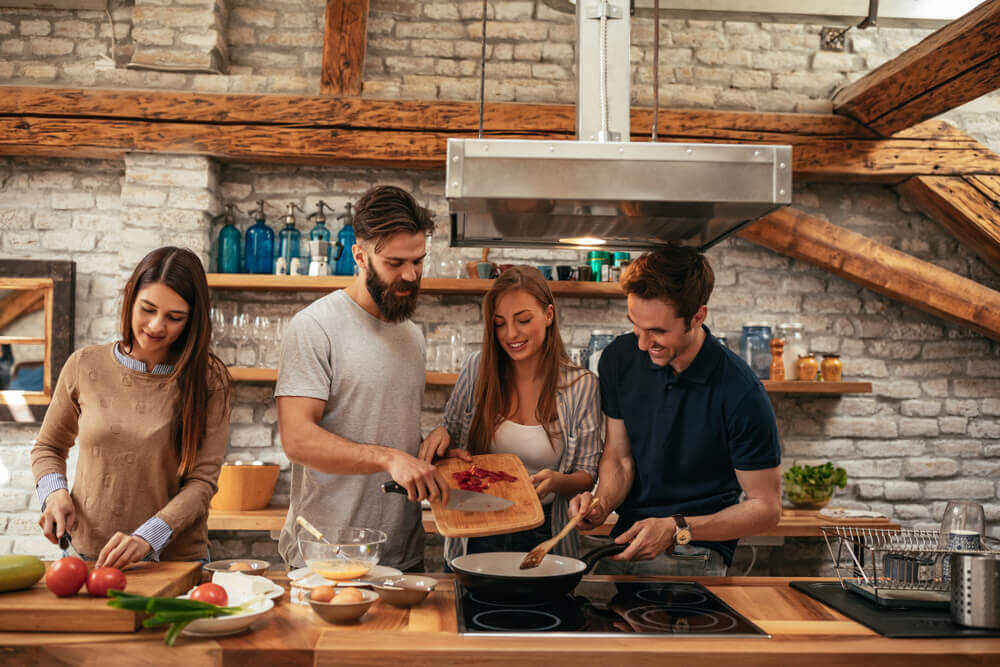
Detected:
left=598, top=326, right=781, bottom=565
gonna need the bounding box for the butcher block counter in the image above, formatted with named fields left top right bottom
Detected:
left=2, top=574, right=998, bottom=666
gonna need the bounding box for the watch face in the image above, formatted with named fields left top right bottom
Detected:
left=676, top=530, right=692, bottom=545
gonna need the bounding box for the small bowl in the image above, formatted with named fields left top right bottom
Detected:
left=372, top=575, right=437, bottom=608
left=309, top=589, right=379, bottom=624
left=203, top=559, right=271, bottom=574
left=298, top=528, right=387, bottom=581
left=783, top=481, right=835, bottom=509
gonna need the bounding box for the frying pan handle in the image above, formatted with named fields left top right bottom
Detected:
left=580, top=543, right=628, bottom=572
left=382, top=481, right=407, bottom=496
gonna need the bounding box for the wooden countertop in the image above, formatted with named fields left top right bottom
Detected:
left=2, top=575, right=997, bottom=666
left=208, top=505, right=900, bottom=537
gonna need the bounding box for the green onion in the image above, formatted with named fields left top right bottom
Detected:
left=107, top=589, right=247, bottom=646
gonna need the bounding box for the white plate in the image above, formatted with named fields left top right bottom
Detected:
left=287, top=564, right=403, bottom=585
left=178, top=597, right=274, bottom=637
left=203, top=559, right=271, bottom=574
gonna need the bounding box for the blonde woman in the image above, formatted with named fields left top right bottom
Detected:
left=420, top=265, right=602, bottom=561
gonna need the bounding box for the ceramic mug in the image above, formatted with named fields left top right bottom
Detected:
left=498, top=263, right=514, bottom=275
left=949, top=529, right=983, bottom=551
left=476, top=262, right=496, bottom=279
left=577, top=265, right=593, bottom=281
left=536, top=265, right=553, bottom=280
left=556, top=265, right=574, bottom=281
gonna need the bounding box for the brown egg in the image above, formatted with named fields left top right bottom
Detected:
left=311, top=585, right=337, bottom=602
left=228, top=561, right=253, bottom=572
left=331, top=587, right=364, bottom=604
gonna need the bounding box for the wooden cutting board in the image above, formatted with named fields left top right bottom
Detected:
left=429, top=453, right=544, bottom=538
left=0, top=561, right=201, bottom=633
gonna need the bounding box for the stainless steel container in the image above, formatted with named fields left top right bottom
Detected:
left=950, top=553, right=1000, bottom=629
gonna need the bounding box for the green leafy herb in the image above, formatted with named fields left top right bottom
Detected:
left=783, top=462, right=848, bottom=505
left=107, top=589, right=248, bottom=646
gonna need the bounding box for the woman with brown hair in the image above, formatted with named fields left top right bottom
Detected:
left=420, top=265, right=602, bottom=561
left=32, top=246, right=231, bottom=569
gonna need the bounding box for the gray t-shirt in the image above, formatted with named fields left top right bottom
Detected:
left=275, top=290, right=425, bottom=570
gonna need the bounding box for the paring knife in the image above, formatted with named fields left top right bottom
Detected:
left=382, top=481, right=513, bottom=512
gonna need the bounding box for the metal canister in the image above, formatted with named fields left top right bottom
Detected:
left=588, top=250, right=611, bottom=282
left=950, top=553, right=1000, bottom=629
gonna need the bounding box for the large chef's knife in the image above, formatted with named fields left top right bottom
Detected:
left=382, top=481, right=513, bottom=512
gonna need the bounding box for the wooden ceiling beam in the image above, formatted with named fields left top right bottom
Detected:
left=0, top=288, right=45, bottom=333
left=737, top=207, right=1000, bottom=342
left=897, top=175, right=1000, bottom=274
left=833, top=0, right=1000, bottom=136
left=321, top=0, right=370, bottom=96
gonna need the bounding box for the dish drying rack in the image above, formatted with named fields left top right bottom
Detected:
left=820, top=526, right=1000, bottom=608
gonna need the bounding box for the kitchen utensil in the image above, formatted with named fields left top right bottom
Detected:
left=950, top=553, right=1000, bottom=629
left=0, top=561, right=201, bottom=633
left=309, top=589, right=379, bottom=624
left=428, top=453, right=543, bottom=538
left=382, top=481, right=513, bottom=512
left=451, top=544, right=626, bottom=601
left=297, top=525, right=386, bottom=581
left=210, top=463, right=279, bottom=511
left=466, top=248, right=490, bottom=278
left=371, top=575, right=438, bottom=607
left=519, top=496, right=602, bottom=570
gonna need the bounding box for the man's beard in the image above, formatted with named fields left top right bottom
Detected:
left=365, top=260, right=420, bottom=323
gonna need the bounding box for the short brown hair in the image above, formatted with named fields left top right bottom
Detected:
left=353, top=185, right=435, bottom=253
left=621, top=245, right=714, bottom=325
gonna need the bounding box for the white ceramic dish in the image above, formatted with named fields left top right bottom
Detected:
left=288, top=564, right=402, bottom=584
left=177, top=596, right=274, bottom=637
left=203, top=559, right=271, bottom=574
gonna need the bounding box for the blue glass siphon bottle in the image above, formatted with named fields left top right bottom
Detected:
left=245, top=200, right=276, bottom=274
left=276, top=202, right=304, bottom=275
left=307, top=200, right=333, bottom=264
left=214, top=203, right=242, bottom=274
left=334, top=202, right=357, bottom=276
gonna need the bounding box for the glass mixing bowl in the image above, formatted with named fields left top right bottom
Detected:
left=297, top=527, right=387, bottom=581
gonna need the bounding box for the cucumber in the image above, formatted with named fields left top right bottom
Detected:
left=0, top=555, right=46, bottom=593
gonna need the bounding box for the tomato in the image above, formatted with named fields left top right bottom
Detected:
left=45, top=556, right=88, bottom=597
left=190, top=582, right=228, bottom=606
left=86, top=567, right=127, bottom=597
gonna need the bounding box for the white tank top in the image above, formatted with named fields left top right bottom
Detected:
left=492, top=420, right=563, bottom=505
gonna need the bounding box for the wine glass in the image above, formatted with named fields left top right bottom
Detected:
left=252, top=315, right=272, bottom=367
left=230, top=313, right=251, bottom=367
left=210, top=307, right=234, bottom=366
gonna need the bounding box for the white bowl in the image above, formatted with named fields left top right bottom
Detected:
left=179, top=597, right=274, bottom=637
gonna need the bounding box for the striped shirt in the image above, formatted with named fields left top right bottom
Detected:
left=442, top=351, right=603, bottom=560
left=35, top=342, right=175, bottom=560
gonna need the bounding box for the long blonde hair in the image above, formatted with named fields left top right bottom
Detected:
left=467, top=266, right=583, bottom=454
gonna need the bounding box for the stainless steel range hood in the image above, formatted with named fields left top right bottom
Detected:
left=447, top=0, right=792, bottom=251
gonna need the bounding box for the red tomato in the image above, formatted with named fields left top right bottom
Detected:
left=45, top=556, right=89, bottom=597
left=86, top=567, right=127, bottom=597
left=190, top=582, right=228, bottom=606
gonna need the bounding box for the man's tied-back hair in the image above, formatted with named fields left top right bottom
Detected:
left=353, top=185, right=435, bottom=253
left=621, top=244, right=714, bottom=326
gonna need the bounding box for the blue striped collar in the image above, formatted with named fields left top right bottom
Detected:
left=113, top=342, right=174, bottom=375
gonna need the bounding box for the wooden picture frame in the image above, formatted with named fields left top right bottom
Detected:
left=0, top=259, right=75, bottom=422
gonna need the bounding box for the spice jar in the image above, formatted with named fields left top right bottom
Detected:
left=821, top=354, right=843, bottom=382
left=795, top=353, right=818, bottom=381
left=769, top=338, right=785, bottom=381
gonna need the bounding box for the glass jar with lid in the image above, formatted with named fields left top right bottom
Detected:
left=795, top=353, right=819, bottom=382
left=821, top=354, right=843, bottom=382
left=739, top=322, right=772, bottom=380
left=776, top=323, right=807, bottom=379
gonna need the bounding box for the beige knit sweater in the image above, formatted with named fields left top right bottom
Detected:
left=31, top=343, right=230, bottom=561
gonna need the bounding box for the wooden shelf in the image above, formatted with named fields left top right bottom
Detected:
left=0, top=336, right=45, bottom=345
left=207, top=274, right=624, bottom=297
left=763, top=381, right=872, bottom=394
left=227, top=368, right=869, bottom=394
left=227, top=367, right=458, bottom=385
left=207, top=505, right=898, bottom=537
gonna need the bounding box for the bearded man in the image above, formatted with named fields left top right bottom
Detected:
left=276, top=185, right=448, bottom=571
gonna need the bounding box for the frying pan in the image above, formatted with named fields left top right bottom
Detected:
left=451, top=544, right=627, bottom=601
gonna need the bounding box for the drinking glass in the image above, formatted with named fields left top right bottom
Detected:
left=252, top=315, right=273, bottom=367
left=939, top=500, right=985, bottom=581
left=447, top=330, right=465, bottom=373
left=230, top=313, right=251, bottom=367
left=210, top=307, right=235, bottom=366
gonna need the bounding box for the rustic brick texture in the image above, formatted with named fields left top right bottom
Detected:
left=129, top=0, right=228, bottom=73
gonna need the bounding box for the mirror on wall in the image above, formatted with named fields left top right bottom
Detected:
left=0, top=260, right=75, bottom=423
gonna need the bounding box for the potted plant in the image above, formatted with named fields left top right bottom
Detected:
left=782, top=462, right=848, bottom=509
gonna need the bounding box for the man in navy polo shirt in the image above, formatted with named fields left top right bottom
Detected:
left=570, top=245, right=781, bottom=576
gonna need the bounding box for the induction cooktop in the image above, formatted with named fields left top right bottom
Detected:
left=455, top=579, right=770, bottom=637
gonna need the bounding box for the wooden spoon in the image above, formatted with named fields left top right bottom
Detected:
left=519, top=497, right=603, bottom=570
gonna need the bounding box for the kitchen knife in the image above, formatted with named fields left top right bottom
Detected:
left=382, top=481, right=513, bottom=512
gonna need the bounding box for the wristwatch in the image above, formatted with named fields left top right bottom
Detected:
left=672, top=514, right=692, bottom=545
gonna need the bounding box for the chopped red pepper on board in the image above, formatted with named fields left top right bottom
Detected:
left=452, top=465, right=517, bottom=491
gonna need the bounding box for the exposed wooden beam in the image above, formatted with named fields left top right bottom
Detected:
left=833, top=0, right=1000, bottom=136
left=0, top=288, right=45, bottom=332
left=321, top=0, right=370, bottom=96
left=737, top=207, right=1000, bottom=342
left=898, top=175, right=1000, bottom=274
left=4, top=87, right=1000, bottom=182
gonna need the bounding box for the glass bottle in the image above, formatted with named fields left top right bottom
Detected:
left=245, top=200, right=276, bottom=274
left=214, top=203, right=242, bottom=274
left=308, top=200, right=334, bottom=265
left=769, top=338, right=785, bottom=381
left=796, top=353, right=818, bottom=382
left=776, top=323, right=807, bottom=378
left=277, top=202, right=304, bottom=275
left=821, top=354, right=843, bottom=382
left=334, top=202, right=357, bottom=276
left=740, top=322, right=772, bottom=380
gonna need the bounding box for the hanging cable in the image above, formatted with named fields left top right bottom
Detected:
left=478, top=0, right=488, bottom=139
left=652, top=0, right=659, bottom=141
